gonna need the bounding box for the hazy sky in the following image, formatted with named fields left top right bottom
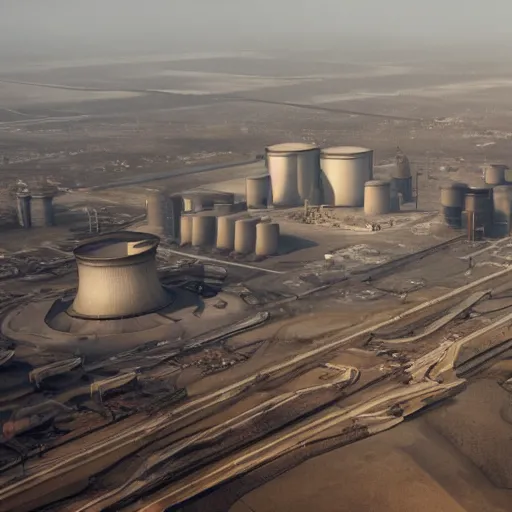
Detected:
left=1, top=1, right=512, bottom=56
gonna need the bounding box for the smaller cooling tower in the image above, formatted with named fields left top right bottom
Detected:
left=191, top=213, right=217, bottom=247
left=320, top=146, right=374, bottom=207
left=69, top=232, right=172, bottom=320
left=246, top=175, right=270, bottom=209
left=234, top=217, right=260, bottom=254
left=266, top=142, right=321, bottom=207
left=364, top=180, right=391, bottom=216
left=30, top=194, right=55, bottom=227
left=484, top=164, right=508, bottom=186
left=180, top=215, right=192, bottom=245
left=255, top=222, right=280, bottom=256
left=16, top=193, right=31, bottom=228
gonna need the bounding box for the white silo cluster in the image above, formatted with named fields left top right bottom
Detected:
left=181, top=211, right=280, bottom=257
left=260, top=142, right=397, bottom=216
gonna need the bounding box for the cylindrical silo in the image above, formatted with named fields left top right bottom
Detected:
left=69, top=232, right=172, bottom=319
left=16, top=193, right=31, bottom=228
left=146, top=190, right=168, bottom=234
left=440, top=182, right=468, bottom=228
left=484, top=164, right=508, bottom=186
left=216, top=215, right=237, bottom=251
left=492, top=185, right=512, bottom=236
left=465, top=187, right=493, bottom=236
left=168, top=195, right=182, bottom=240
left=266, top=143, right=320, bottom=207
left=30, top=194, right=55, bottom=227
left=234, top=217, right=260, bottom=254
left=180, top=215, right=192, bottom=245
left=255, top=222, right=280, bottom=256
left=364, top=180, right=391, bottom=216
left=320, top=146, right=374, bottom=207
left=440, top=182, right=468, bottom=208
left=191, top=213, right=217, bottom=247
left=246, top=175, right=270, bottom=209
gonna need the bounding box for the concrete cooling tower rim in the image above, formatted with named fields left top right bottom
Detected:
left=73, top=231, right=160, bottom=264
left=321, top=146, right=373, bottom=159
left=265, top=142, right=318, bottom=154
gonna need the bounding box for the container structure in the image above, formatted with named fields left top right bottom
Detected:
left=234, top=217, right=261, bottom=254
left=191, top=213, right=217, bottom=247
left=180, top=215, right=192, bottom=245
left=146, top=191, right=168, bottom=235
left=255, top=222, right=280, bottom=256
left=69, top=232, right=172, bottom=319
left=246, top=175, right=270, bottom=209
left=440, top=182, right=468, bottom=228
left=492, top=185, right=512, bottom=236
left=266, top=142, right=320, bottom=207
left=30, top=194, right=55, bottom=227
left=364, top=180, right=391, bottom=216
left=320, top=146, right=374, bottom=207
left=183, top=197, right=194, bottom=213
left=168, top=195, right=182, bottom=240
left=484, top=164, right=508, bottom=186
left=465, top=187, right=493, bottom=238
left=216, top=215, right=238, bottom=251
left=16, top=193, right=31, bottom=228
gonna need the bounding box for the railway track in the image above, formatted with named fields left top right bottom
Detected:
left=2, top=265, right=512, bottom=511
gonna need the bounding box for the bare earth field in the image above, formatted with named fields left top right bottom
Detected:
left=0, top=50, right=511, bottom=512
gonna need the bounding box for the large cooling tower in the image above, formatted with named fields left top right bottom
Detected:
left=484, top=164, right=508, bottom=186
left=266, top=143, right=320, bottom=207
left=320, top=146, right=374, bottom=207
left=364, top=180, right=391, bottom=216
left=440, top=182, right=468, bottom=208
left=69, top=232, right=172, bottom=320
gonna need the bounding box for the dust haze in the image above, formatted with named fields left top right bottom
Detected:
left=0, top=2, right=511, bottom=512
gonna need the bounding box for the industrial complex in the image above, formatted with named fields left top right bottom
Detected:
left=0, top=46, right=511, bottom=512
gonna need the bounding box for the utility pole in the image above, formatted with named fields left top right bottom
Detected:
left=415, top=172, right=422, bottom=210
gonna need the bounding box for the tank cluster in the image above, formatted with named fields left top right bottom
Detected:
left=263, top=142, right=412, bottom=216
left=440, top=164, right=512, bottom=239
left=16, top=189, right=55, bottom=229
left=145, top=189, right=281, bottom=256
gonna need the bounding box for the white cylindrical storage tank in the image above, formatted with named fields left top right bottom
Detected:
left=69, top=232, right=172, bottom=319
left=191, top=213, right=216, bottom=247
left=266, top=143, right=320, bottom=207
left=234, top=217, right=260, bottom=254
left=246, top=175, right=270, bottom=209
left=216, top=215, right=237, bottom=250
left=484, top=164, right=507, bottom=186
left=255, top=222, right=280, bottom=256
left=440, top=182, right=468, bottom=209
left=364, top=180, right=391, bottom=216
left=180, top=215, right=192, bottom=245
left=320, top=146, right=374, bottom=207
